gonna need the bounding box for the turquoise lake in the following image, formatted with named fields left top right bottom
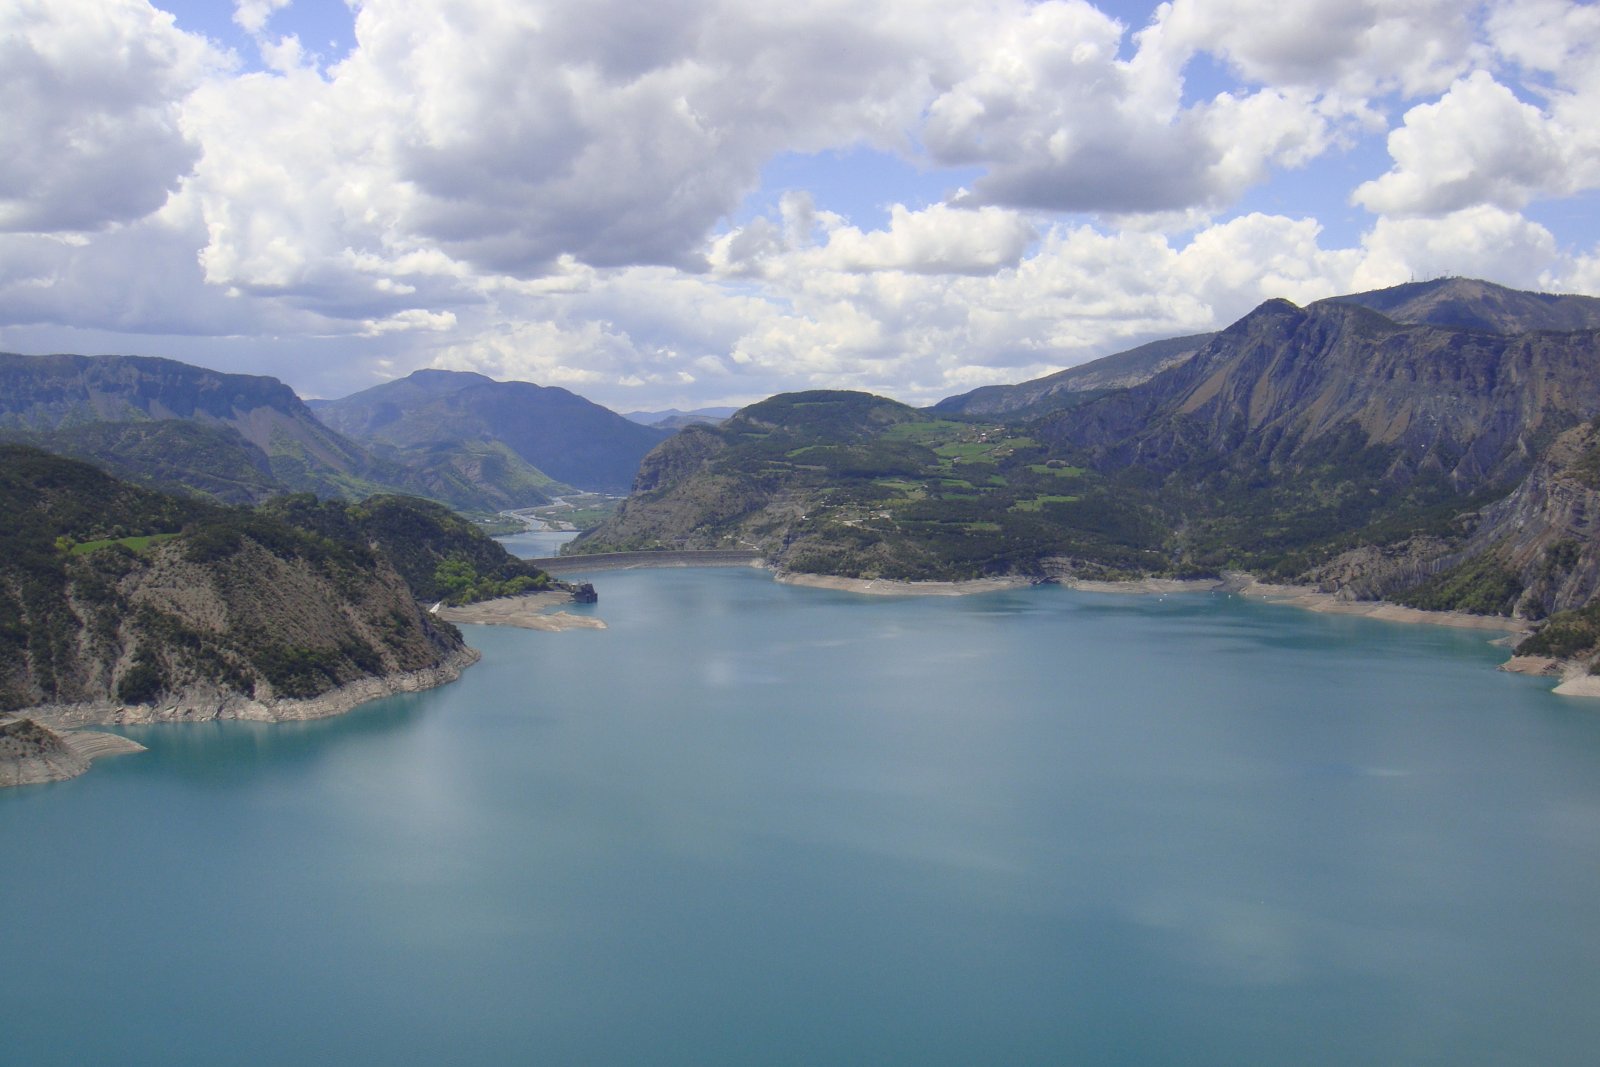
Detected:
left=5, top=567, right=1600, bottom=1065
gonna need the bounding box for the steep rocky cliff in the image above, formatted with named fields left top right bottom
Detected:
left=1330, top=276, right=1600, bottom=333
left=934, top=278, right=1600, bottom=422
left=1039, top=298, right=1600, bottom=495
left=1457, top=421, right=1600, bottom=617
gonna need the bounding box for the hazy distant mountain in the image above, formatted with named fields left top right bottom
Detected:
left=933, top=334, right=1215, bottom=417
left=314, top=369, right=670, bottom=492
left=623, top=407, right=738, bottom=428
left=0, top=419, right=283, bottom=504
left=0, top=353, right=415, bottom=502
left=371, top=437, right=571, bottom=512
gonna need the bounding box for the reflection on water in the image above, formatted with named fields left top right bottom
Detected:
left=108, top=694, right=434, bottom=786
left=3, top=570, right=1599, bottom=1067
left=496, top=528, right=577, bottom=558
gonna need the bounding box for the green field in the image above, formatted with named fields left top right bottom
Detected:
left=68, top=533, right=179, bottom=555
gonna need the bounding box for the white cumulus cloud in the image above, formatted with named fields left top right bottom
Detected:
left=1354, top=205, right=1563, bottom=290
left=1354, top=71, right=1574, bottom=216
left=1145, top=0, right=1480, bottom=97
left=0, top=0, right=217, bottom=233
left=1, top=0, right=1599, bottom=410
left=234, top=0, right=291, bottom=35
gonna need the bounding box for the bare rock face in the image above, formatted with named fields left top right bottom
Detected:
left=1329, top=276, right=1600, bottom=334
left=1, top=533, right=467, bottom=714
left=0, top=715, right=150, bottom=789
left=0, top=717, right=87, bottom=786
left=33, top=646, right=482, bottom=731
left=1300, top=536, right=1460, bottom=601
left=1465, top=423, right=1600, bottom=617
left=1039, top=297, right=1600, bottom=495
left=1292, top=425, right=1600, bottom=618
left=629, top=424, right=728, bottom=495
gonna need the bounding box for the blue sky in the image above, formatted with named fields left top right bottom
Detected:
left=2, top=1, right=1599, bottom=410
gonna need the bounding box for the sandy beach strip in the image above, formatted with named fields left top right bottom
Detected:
left=775, top=572, right=1035, bottom=597
left=1504, top=656, right=1600, bottom=698
left=29, top=646, right=484, bottom=731
left=1500, top=655, right=1561, bottom=676
left=1063, top=573, right=1533, bottom=635
left=1064, top=577, right=1223, bottom=596
left=1553, top=671, right=1600, bottom=698
left=1065, top=572, right=1583, bottom=695
left=1232, top=580, right=1534, bottom=634
left=434, top=590, right=608, bottom=630
left=61, top=730, right=147, bottom=761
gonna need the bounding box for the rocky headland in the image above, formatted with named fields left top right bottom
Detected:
left=775, top=572, right=1035, bottom=596
left=0, top=448, right=586, bottom=788
left=0, top=716, right=145, bottom=788
left=434, top=589, right=608, bottom=630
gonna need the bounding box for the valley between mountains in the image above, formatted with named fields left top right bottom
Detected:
left=7, top=275, right=1600, bottom=787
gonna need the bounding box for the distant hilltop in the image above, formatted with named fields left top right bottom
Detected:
left=313, top=368, right=670, bottom=494
left=623, top=407, right=739, bottom=429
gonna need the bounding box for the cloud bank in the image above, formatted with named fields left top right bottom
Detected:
left=1, top=0, right=1598, bottom=408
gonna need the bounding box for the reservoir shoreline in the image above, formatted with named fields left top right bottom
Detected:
left=3, top=555, right=1577, bottom=792
left=1, top=645, right=482, bottom=789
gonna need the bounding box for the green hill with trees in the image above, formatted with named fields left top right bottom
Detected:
left=0, top=446, right=579, bottom=716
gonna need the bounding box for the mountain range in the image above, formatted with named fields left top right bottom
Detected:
left=934, top=333, right=1216, bottom=418
left=624, top=407, right=739, bottom=429
left=573, top=278, right=1600, bottom=641
left=0, top=355, right=659, bottom=783
left=11, top=275, right=1600, bottom=711
left=0, top=353, right=398, bottom=502
left=0, top=356, right=667, bottom=511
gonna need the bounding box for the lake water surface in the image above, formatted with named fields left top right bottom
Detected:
left=4, top=568, right=1600, bottom=1065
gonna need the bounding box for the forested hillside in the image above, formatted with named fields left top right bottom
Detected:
left=0, top=447, right=579, bottom=715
